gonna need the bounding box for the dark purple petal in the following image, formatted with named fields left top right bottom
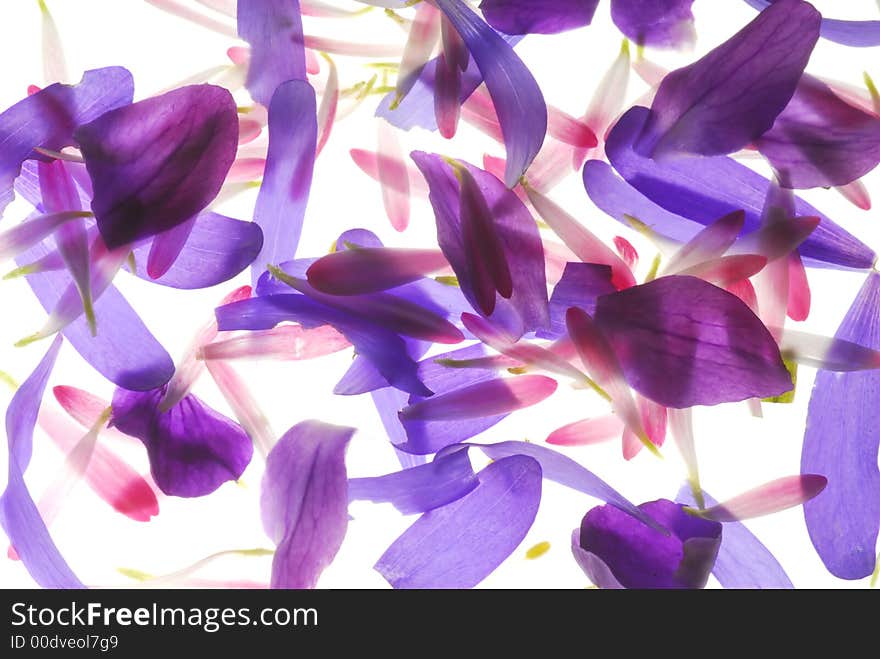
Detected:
left=538, top=262, right=616, bottom=340
left=145, top=216, right=195, bottom=280
left=594, top=275, right=792, bottom=407
left=128, top=212, right=263, bottom=289
left=0, top=67, right=133, bottom=216
left=480, top=0, right=599, bottom=35
left=432, top=0, right=546, bottom=186
left=0, top=336, right=84, bottom=588
left=261, top=420, right=353, bottom=589
left=375, top=455, right=542, bottom=588
left=238, top=0, right=307, bottom=107
left=678, top=485, right=793, bottom=588
left=348, top=449, right=478, bottom=515
left=755, top=75, right=880, bottom=189
left=741, top=0, right=880, bottom=47
left=412, top=152, right=549, bottom=336
left=636, top=0, right=819, bottom=158
left=570, top=530, right=624, bottom=588
left=19, top=240, right=174, bottom=391
left=251, top=80, right=317, bottom=285
left=111, top=385, right=253, bottom=498
left=610, top=0, right=695, bottom=48
left=802, top=272, right=880, bottom=579
left=306, top=247, right=448, bottom=295
left=215, top=294, right=431, bottom=397
left=578, top=498, right=721, bottom=589
left=75, top=84, right=238, bottom=248
left=602, top=107, right=876, bottom=269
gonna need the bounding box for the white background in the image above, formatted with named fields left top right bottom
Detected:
left=0, top=0, right=879, bottom=589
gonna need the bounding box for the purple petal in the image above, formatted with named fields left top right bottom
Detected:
left=306, top=247, right=448, bottom=295
left=601, top=107, right=876, bottom=269
left=348, top=449, right=478, bottom=515
left=145, top=216, right=195, bottom=280
left=570, top=531, right=624, bottom=589
left=129, top=212, right=263, bottom=289
left=111, top=385, right=253, bottom=498
left=238, top=0, right=307, bottom=108
left=75, top=84, right=238, bottom=248
left=678, top=485, right=793, bottom=588
left=215, top=294, right=431, bottom=397
left=665, top=210, right=745, bottom=274
left=0, top=67, right=133, bottom=216
left=636, top=0, right=819, bottom=159
left=480, top=0, right=599, bottom=35
left=539, top=262, right=616, bottom=340
left=741, top=0, right=880, bottom=47
left=375, top=455, right=542, bottom=588
left=802, top=272, right=880, bottom=579
left=594, top=275, right=792, bottom=407
left=261, top=420, right=353, bottom=589
left=755, top=75, right=880, bottom=189
left=19, top=241, right=174, bottom=391
left=432, top=0, right=546, bottom=186
left=610, top=0, right=695, bottom=48
left=0, top=336, right=84, bottom=588
left=413, top=152, right=549, bottom=336
left=251, top=80, right=317, bottom=285
left=578, top=498, right=721, bottom=589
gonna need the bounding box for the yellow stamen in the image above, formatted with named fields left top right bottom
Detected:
left=525, top=541, right=551, bottom=559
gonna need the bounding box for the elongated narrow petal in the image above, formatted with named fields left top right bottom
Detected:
left=755, top=75, right=880, bottom=189
left=780, top=328, right=880, bottom=372
left=677, top=485, right=792, bottom=588
left=413, top=152, right=549, bottom=335
left=400, top=375, right=557, bottom=422
left=594, top=276, right=792, bottom=407
left=677, top=254, right=768, bottom=288
left=76, top=85, right=238, bottom=248
left=306, top=247, right=448, bottom=295
left=250, top=81, right=317, bottom=284
left=350, top=148, right=428, bottom=196
left=316, top=55, right=338, bottom=156
left=377, top=121, right=411, bottom=231
left=802, top=272, right=880, bottom=579
left=480, top=0, right=599, bottom=35
left=603, top=107, right=875, bottom=268
left=0, top=210, right=92, bottom=261
left=0, top=67, right=133, bottom=214
left=669, top=408, right=702, bottom=508
left=375, top=455, right=542, bottom=588
left=740, top=0, right=880, bottom=47
left=19, top=242, right=174, bottom=391
left=237, top=0, right=307, bottom=107
left=546, top=416, right=623, bottom=447
left=349, top=449, right=478, bottom=515
left=111, top=386, right=253, bottom=498
left=576, top=498, right=721, bottom=589
left=432, top=0, right=546, bottom=187
left=146, top=218, right=195, bottom=280
left=129, top=212, right=263, bottom=290
left=693, top=475, right=827, bottom=522
left=395, top=3, right=441, bottom=105
left=664, top=211, right=745, bottom=275
left=636, top=0, right=820, bottom=158
left=610, top=0, right=695, bottom=48
left=576, top=40, right=630, bottom=168
left=201, top=324, right=349, bottom=361
left=787, top=252, right=810, bottom=321
left=524, top=183, right=635, bottom=290
left=216, top=294, right=431, bottom=397
left=0, top=336, right=84, bottom=588
left=261, top=420, right=353, bottom=589
left=205, top=360, right=275, bottom=459
left=434, top=51, right=462, bottom=139
left=566, top=307, right=649, bottom=446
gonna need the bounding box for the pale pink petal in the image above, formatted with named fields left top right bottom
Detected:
left=394, top=3, right=441, bottom=107
left=205, top=360, right=275, bottom=458
left=462, top=88, right=504, bottom=142
left=668, top=407, right=703, bottom=509
left=305, top=48, right=320, bottom=76
left=677, top=254, right=768, bottom=287
left=227, top=157, right=267, bottom=182
left=836, top=179, right=872, bottom=210
left=778, top=327, right=880, bottom=371
left=200, top=324, right=350, bottom=361
left=238, top=118, right=263, bottom=145
left=316, top=55, right=339, bottom=156
left=663, top=210, right=745, bottom=275
left=38, top=0, right=68, bottom=84
left=144, top=0, right=236, bottom=37
left=546, top=416, right=623, bottom=447
left=377, top=121, right=411, bottom=231
left=303, top=35, right=402, bottom=58
left=694, top=475, right=828, bottom=522
left=350, top=149, right=427, bottom=196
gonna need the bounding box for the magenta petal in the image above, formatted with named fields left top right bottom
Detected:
left=0, top=67, right=133, bottom=215
left=261, top=420, right=353, bottom=589
left=755, top=75, right=880, bottom=189
left=802, top=272, right=880, bottom=579
left=111, top=387, right=252, bottom=498
left=306, top=247, right=448, bottom=295
left=594, top=276, right=792, bottom=408
left=238, top=0, right=307, bottom=107
left=480, top=0, right=599, bottom=35
left=636, top=0, right=819, bottom=158
left=75, top=84, right=238, bottom=248
left=375, top=455, right=542, bottom=589
left=433, top=0, right=546, bottom=186
left=251, top=80, right=317, bottom=285
left=0, top=336, right=84, bottom=588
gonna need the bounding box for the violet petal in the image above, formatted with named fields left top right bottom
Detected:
left=741, top=0, right=880, bottom=47
left=539, top=262, right=616, bottom=340
left=480, top=0, right=599, bottom=35
left=610, top=0, right=695, bottom=48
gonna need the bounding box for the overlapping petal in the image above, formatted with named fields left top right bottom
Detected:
left=480, top=0, right=599, bottom=35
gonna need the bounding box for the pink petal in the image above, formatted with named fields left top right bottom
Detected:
left=350, top=149, right=427, bottom=196
left=434, top=51, right=462, bottom=139
left=39, top=0, right=68, bottom=84
left=205, top=360, right=274, bottom=458
left=226, top=157, right=267, bottom=182
left=462, top=88, right=504, bottom=142
left=725, top=277, right=759, bottom=314
left=399, top=374, right=558, bottom=421
left=307, top=247, right=448, bottom=295
left=787, top=252, right=811, bottom=321
left=200, top=324, right=350, bottom=361
left=549, top=108, right=597, bottom=149
left=545, top=416, right=623, bottom=447
left=836, top=179, right=872, bottom=210
left=305, top=48, right=320, bottom=75
left=576, top=40, right=631, bottom=168
left=303, top=35, right=402, bottom=58
left=677, top=254, right=768, bottom=287
left=613, top=236, right=639, bottom=269
left=694, top=475, right=828, bottom=522
left=316, top=55, right=338, bottom=156
left=377, top=121, right=411, bottom=231
left=394, top=3, right=441, bottom=107
left=621, top=394, right=666, bottom=461
left=238, top=117, right=263, bottom=145
left=668, top=407, right=703, bottom=508
left=663, top=210, right=745, bottom=274
left=144, top=0, right=236, bottom=37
